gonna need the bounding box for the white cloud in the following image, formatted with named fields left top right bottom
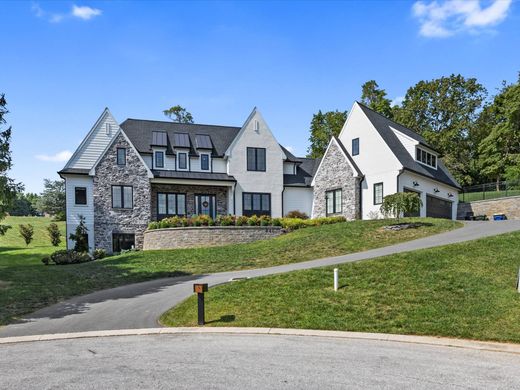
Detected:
left=412, top=0, right=512, bottom=38
left=72, top=5, right=102, bottom=20
left=391, top=96, right=405, bottom=107
left=35, top=150, right=73, bottom=162
left=31, top=3, right=102, bottom=23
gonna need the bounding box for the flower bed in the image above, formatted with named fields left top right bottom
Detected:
left=147, top=215, right=346, bottom=232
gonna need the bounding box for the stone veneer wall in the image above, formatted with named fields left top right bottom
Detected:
left=150, top=184, right=228, bottom=221
left=457, top=196, right=520, bottom=220
left=94, top=133, right=151, bottom=252
left=312, top=140, right=360, bottom=219
left=143, top=226, right=283, bottom=250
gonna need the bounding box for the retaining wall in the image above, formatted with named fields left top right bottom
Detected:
left=457, top=196, right=520, bottom=220
left=143, top=226, right=284, bottom=250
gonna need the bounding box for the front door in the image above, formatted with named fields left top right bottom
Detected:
left=195, top=194, right=216, bottom=219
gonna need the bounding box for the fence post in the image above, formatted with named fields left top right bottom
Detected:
left=482, top=184, right=485, bottom=200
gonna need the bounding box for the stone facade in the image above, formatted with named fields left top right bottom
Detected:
left=312, top=140, right=360, bottom=219
left=143, top=226, right=283, bottom=250
left=93, top=133, right=151, bottom=252
left=457, top=196, right=520, bottom=220
left=150, top=184, right=229, bottom=221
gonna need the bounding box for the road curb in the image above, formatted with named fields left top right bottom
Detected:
left=1, top=327, right=519, bottom=354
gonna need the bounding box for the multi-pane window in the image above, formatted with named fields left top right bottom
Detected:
left=373, top=182, right=383, bottom=205
left=415, top=147, right=437, bottom=168
left=246, top=147, right=266, bottom=171
left=352, top=138, right=360, bottom=156
left=243, top=192, right=271, bottom=216
left=75, top=187, right=87, bottom=205
left=326, top=189, right=342, bottom=215
left=112, top=186, right=133, bottom=209
left=157, top=193, right=186, bottom=219
left=116, top=148, right=126, bottom=166
left=200, top=154, right=209, bottom=171
left=178, top=152, right=188, bottom=170
left=155, top=151, right=164, bottom=168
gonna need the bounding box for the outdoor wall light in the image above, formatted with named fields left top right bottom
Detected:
left=448, top=192, right=454, bottom=198
left=413, top=181, right=420, bottom=187
left=434, top=187, right=440, bottom=193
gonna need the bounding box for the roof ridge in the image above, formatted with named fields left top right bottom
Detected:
left=122, top=118, right=241, bottom=129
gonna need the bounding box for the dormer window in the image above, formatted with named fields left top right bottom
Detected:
left=116, top=148, right=126, bottom=166
left=178, top=152, right=188, bottom=170
left=416, top=147, right=437, bottom=169
left=200, top=153, right=209, bottom=171
left=154, top=151, right=164, bottom=169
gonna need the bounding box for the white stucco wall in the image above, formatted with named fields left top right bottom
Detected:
left=64, top=174, right=95, bottom=251
left=226, top=110, right=285, bottom=217
left=283, top=187, right=313, bottom=216
left=399, top=171, right=459, bottom=220
left=338, top=103, right=402, bottom=219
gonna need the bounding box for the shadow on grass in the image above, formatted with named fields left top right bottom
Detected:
left=206, top=314, right=236, bottom=324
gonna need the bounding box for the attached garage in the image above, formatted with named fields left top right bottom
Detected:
left=426, top=195, right=452, bottom=219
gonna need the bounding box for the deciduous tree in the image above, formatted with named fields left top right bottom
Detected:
left=360, top=80, right=394, bottom=118
left=307, top=110, right=348, bottom=158
left=163, top=105, right=194, bottom=123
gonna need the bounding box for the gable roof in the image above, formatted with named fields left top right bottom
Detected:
left=356, top=102, right=460, bottom=190
left=284, top=157, right=320, bottom=187
left=120, top=119, right=241, bottom=157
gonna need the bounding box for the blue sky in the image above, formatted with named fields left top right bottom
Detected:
left=2, top=0, right=519, bottom=193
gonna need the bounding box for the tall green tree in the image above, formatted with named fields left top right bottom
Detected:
left=0, top=94, right=23, bottom=235
left=360, top=80, right=394, bottom=118
left=8, top=192, right=39, bottom=216
left=307, top=110, right=348, bottom=158
left=477, top=78, right=520, bottom=186
left=163, top=105, right=194, bottom=123
left=37, top=179, right=65, bottom=220
left=394, top=74, right=487, bottom=186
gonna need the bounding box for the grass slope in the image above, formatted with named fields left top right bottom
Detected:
left=0, top=216, right=459, bottom=325
left=162, top=231, right=520, bottom=343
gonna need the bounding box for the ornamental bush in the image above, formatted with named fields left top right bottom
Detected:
left=46, top=223, right=62, bottom=247
left=49, top=250, right=92, bottom=265
left=380, top=192, right=422, bottom=222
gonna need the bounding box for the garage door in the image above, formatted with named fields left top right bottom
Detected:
left=426, top=195, right=452, bottom=219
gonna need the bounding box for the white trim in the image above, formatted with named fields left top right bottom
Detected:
left=176, top=151, right=189, bottom=171
left=311, top=137, right=359, bottom=187
left=150, top=178, right=234, bottom=187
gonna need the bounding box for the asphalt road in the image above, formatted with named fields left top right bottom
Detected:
left=2, top=220, right=520, bottom=337
left=1, top=333, right=519, bottom=389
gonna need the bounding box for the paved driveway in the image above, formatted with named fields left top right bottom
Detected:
left=1, top=333, right=519, bottom=389
left=2, top=221, right=520, bottom=337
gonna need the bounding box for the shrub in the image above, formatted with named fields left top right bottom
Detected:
left=0, top=225, right=12, bottom=236
left=271, top=218, right=282, bottom=227
left=69, top=215, right=89, bottom=252
left=50, top=250, right=92, bottom=265
left=93, top=248, right=106, bottom=260
left=46, top=223, right=62, bottom=247
left=285, top=210, right=309, bottom=219
left=247, top=215, right=259, bottom=226
left=41, top=257, right=50, bottom=266
left=380, top=192, right=422, bottom=222
left=236, top=216, right=249, bottom=226
left=18, top=224, right=34, bottom=246
left=259, top=215, right=271, bottom=226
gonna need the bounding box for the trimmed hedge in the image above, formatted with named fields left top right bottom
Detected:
left=48, top=250, right=92, bottom=265
left=147, top=215, right=346, bottom=232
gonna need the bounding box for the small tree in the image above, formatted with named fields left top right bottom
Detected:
left=163, top=105, right=194, bottom=123
left=46, top=223, right=62, bottom=247
left=18, top=224, right=34, bottom=246
left=69, top=215, right=89, bottom=252
left=380, top=192, right=422, bottom=223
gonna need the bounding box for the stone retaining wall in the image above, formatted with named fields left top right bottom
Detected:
left=457, top=196, right=520, bottom=220
left=143, top=226, right=284, bottom=250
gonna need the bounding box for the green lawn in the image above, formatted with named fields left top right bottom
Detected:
left=162, top=231, right=520, bottom=343
left=0, top=216, right=460, bottom=325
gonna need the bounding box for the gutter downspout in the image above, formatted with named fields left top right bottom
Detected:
left=281, top=187, right=285, bottom=217
left=232, top=182, right=237, bottom=215
left=358, top=175, right=365, bottom=220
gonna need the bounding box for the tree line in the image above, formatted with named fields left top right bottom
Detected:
left=307, top=73, right=520, bottom=188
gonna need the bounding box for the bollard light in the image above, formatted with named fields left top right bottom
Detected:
left=334, top=268, right=339, bottom=292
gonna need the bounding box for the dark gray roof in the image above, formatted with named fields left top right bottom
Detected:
left=58, top=168, right=90, bottom=175
left=283, top=157, right=320, bottom=187
left=152, top=170, right=236, bottom=182
left=172, top=132, right=190, bottom=148
left=195, top=134, right=213, bottom=149
left=120, top=119, right=241, bottom=157
left=357, top=102, right=460, bottom=189
left=279, top=145, right=302, bottom=163
left=152, top=131, right=167, bottom=146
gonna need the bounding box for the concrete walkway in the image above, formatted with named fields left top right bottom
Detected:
left=2, top=220, right=520, bottom=337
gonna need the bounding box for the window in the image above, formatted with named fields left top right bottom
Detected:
left=415, top=147, right=437, bottom=169
left=242, top=192, right=271, bottom=216
left=178, top=152, right=187, bottom=170
left=352, top=138, right=359, bottom=156
left=116, top=148, right=126, bottom=166
left=200, top=154, right=209, bottom=171
left=326, top=189, right=342, bottom=215
left=157, top=193, right=186, bottom=219
left=374, top=182, right=383, bottom=205
left=155, top=151, right=164, bottom=168
left=112, top=186, right=133, bottom=209
left=112, top=233, right=135, bottom=253
left=75, top=187, right=87, bottom=205
left=246, top=147, right=266, bottom=171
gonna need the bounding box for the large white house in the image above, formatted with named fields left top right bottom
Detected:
left=60, top=102, right=460, bottom=253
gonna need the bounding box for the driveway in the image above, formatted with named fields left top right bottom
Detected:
left=2, top=220, right=520, bottom=337
left=1, top=333, right=519, bottom=389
